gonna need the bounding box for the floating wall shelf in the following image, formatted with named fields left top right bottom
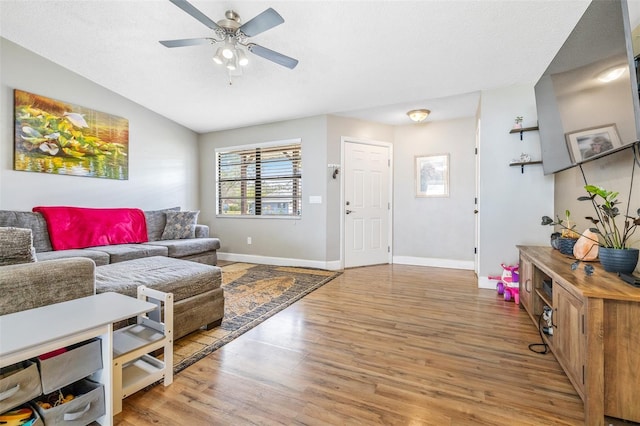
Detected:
left=509, top=160, right=542, bottom=174
left=509, top=126, right=539, bottom=140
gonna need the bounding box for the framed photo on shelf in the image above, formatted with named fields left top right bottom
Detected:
left=565, top=124, right=622, bottom=163
left=415, top=154, right=449, bottom=197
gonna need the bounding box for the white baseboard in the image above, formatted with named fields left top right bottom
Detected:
left=477, top=276, right=499, bottom=289
left=392, top=255, right=475, bottom=271
left=218, top=252, right=342, bottom=271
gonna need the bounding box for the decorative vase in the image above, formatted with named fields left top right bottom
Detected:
left=550, top=232, right=562, bottom=250
left=557, top=237, right=578, bottom=256
left=598, top=247, right=639, bottom=273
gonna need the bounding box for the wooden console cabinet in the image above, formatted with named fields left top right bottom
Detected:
left=518, top=246, right=640, bottom=425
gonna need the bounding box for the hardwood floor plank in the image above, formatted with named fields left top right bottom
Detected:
left=115, top=264, right=595, bottom=425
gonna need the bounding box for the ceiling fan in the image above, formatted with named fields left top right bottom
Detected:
left=160, top=0, right=299, bottom=76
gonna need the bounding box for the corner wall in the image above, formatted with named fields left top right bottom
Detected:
left=0, top=38, right=199, bottom=211
left=478, top=84, right=555, bottom=287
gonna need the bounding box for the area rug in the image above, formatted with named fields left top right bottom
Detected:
left=172, top=262, right=341, bottom=373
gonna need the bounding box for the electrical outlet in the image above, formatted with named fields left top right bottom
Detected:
left=247, top=237, right=252, bottom=245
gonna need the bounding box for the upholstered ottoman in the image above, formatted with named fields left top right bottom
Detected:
left=95, top=256, right=224, bottom=339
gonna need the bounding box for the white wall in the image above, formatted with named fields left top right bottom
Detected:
left=0, top=38, right=199, bottom=211
left=198, top=115, right=395, bottom=269
left=198, top=116, right=332, bottom=268
left=478, top=84, right=555, bottom=287
left=393, top=117, right=476, bottom=269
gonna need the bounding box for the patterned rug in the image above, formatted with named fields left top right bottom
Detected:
left=172, top=262, right=341, bottom=373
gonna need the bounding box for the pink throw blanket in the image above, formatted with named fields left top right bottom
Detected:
left=33, top=206, right=148, bottom=250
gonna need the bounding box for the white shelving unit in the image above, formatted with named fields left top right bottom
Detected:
left=0, top=293, right=156, bottom=426
left=112, top=286, right=173, bottom=415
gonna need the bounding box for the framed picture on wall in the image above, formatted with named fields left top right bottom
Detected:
left=415, top=154, right=449, bottom=197
left=565, top=124, right=622, bottom=164
left=14, top=89, right=129, bottom=180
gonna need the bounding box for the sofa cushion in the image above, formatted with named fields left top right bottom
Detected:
left=0, top=210, right=53, bottom=252
left=95, top=256, right=222, bottom=302
left=0, top=258, right=95, bottom=315
left=89, top=244, right=168, bottom=263
left=36, top=248, right=111, bottom=266
left=0, top=227, right=37, bottom=266
left=144, top=207, right=180, bottom=242
left=161, top=211, right=199, bottom=240
left=144, top=237, right=221, bottom=258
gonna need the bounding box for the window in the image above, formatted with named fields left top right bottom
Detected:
left=216, top=140, right=302, bottom=217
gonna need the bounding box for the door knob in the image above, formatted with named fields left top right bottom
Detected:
left=346, top=209, right=353, bottom=214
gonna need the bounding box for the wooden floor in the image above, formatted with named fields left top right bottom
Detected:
left=115, top=264, right=606, bottom=425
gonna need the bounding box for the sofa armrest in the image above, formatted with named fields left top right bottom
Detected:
left=195, top=224, right=209, bottom=238
left=0, top=257, right=96, bottom=316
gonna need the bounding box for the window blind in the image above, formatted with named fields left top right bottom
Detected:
left=217, top=142, right=302, bottom=216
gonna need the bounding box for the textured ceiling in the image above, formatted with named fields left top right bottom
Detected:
left=0, top=0, right=591, bottom=133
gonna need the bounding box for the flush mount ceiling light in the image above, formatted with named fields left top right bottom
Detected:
left=407, top=109, right=431, bottom=122
left=597, top=65, right=626, bottom=83
left=160, top=0, right=299, bottom=84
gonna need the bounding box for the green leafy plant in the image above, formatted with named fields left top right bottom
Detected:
left=515, top=116, right=523, bottom=124
left=543, top=185, right=640, bottom=249
left=541, top=209, right=580, bottom=239
left=579, top=185, right=640, bottom=249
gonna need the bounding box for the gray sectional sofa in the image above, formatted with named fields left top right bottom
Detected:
left=0, top=207, right=220, bottom=266
left=0, top=208, right=225, bottom=339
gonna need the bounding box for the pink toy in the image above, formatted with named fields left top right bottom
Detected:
left=491, top=263, right=520, bottom=304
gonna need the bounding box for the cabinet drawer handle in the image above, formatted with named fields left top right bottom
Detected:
left=0, top=384, right=20, bottom=401
left=63, top=402, right=91, bottom=421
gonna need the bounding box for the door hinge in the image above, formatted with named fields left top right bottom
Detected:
left=388, top=202, right=391, bottom=210
left=388, top=246, right=390, bottom=253
left=475, top=147, right=478, bottom=155
left=474, top=197, right=477, bottom=204
left=474, top=247, right=477, bottom=254
left=388, top=159, right=391, bottom=167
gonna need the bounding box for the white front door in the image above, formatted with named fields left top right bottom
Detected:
left=343, top=141, right=391, bottom=268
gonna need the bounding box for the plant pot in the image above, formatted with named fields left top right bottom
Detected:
left=550, top=232, right=562, bottom=250
left=598, top=247, right=639, bottom=274
left=557, top=237, right=578, bottom=256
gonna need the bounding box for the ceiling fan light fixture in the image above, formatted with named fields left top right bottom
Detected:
left=237, top=49, right=249, bottom=67
left=407, top=109, right=431, bottom=122
left=225, top=59, right=237, bottom=71
left=212, top=48, right=224, bottom=65
left=222, top=39, right=235, bottom=59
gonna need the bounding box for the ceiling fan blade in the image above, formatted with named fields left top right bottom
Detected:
left=248, top=44, right=298, bottom=69
left=160, top=38, right=213, bottom=48
left=169, top=0, right=222, bottom=31
left=239, top=8, right=284, bottom=37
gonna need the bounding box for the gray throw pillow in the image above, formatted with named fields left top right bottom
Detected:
left=144, top=207, right=181, bottom=241
left=0, top=227, right=37, bottom=266
left=161, top=211, right=200, bottom=240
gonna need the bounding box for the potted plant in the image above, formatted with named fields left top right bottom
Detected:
left=579, top=185, right=640, bottom=273
left=542, top=185, right=640, bottom=273
left=542, top=210, right=580, bottom=255
left=513, top=116, right=523, bottom=129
